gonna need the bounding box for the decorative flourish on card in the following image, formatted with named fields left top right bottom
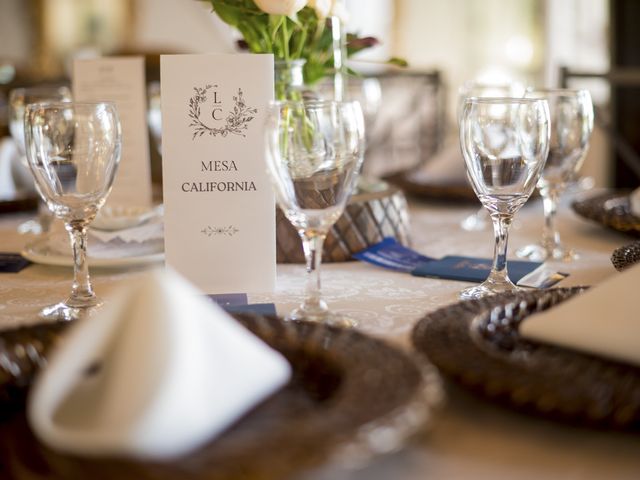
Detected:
left=201, top=225, right=240, bottom=237
left=188, top=85, right=257, bottom=140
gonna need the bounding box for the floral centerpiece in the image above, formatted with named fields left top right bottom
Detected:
left=201, top=0, right=404, bottom=97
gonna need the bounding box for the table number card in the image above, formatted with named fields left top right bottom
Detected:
left=73, top=57, right=152, bottom=208
left=160, top=54, right=275, bottom=293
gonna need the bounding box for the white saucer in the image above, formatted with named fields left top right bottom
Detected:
left=22, top=237, right=164, bottom=268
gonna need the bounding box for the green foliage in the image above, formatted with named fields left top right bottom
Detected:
left=200, top=0, right=405, bottom=85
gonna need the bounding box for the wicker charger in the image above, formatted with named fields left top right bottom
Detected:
left=0, top=191, right=38, bottom=214
left=611, top=241, right=640, bottom=271
left=276, top=182, right=411, bottom=263
left=572, top=191, right=640, bottom=237
left=412, top=288, right=640, bottom=430
left=384, top=169, right=477, bottom=202
left=0, top=314, right=439, bottom=480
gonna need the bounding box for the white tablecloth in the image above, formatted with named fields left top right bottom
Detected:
left=1, top=194, right=639, bottom=479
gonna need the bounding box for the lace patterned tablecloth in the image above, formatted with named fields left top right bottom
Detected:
left=1, top=196, right=639, bottom=480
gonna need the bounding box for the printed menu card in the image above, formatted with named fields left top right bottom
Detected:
left=73, top=57, right=153, bottom=208
left=160, top=54, right=275, bottom=293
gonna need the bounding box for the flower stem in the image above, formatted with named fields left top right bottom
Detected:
left=282, top=16, right=290, bottom=61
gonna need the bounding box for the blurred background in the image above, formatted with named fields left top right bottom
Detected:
left=0, top=0, right=638, bottom=189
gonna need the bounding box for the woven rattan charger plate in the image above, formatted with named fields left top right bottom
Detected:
left=0, top=314, right=440, bottom=480
left=572, top=191, right=640, bottom=237
left=412, top=288, right=640, bottom=430
left=276, top=181, right=411, bottom=263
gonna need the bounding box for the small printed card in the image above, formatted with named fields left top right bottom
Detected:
left=73, top=57, right=152, bottom=208
left=0, top=253, right=31, bottom=273
left=161, top=54, right=275, bottom=293
left=412, top=255, right=542, bottom=284
left=353, top=237, right=433, bottom=272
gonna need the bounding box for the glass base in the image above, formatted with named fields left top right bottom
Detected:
left=516, top=244, right=579, bottom=262
left=39, top=296, right=102, bottom=322
left=17, top=219, right=44, bottom=235
left=460, top=211, right=488, bottom=232
left=459, top=277, right=519, bottom=300
left=287, top=306, right=357, bottom=328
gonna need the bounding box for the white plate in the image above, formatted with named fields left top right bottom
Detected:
left=92, top=205, right=164, bottom=231
left=22, top=237, right=164, bottom=268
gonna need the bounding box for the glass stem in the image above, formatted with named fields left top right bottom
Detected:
left=541, top=187, right=561, bottom=252
left=65, top=222, right=95, bottom=306
left=488, top=213, right=513, bottom=284
left=301, top=231, right=327, bottom=314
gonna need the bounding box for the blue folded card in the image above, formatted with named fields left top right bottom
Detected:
left=206, top=293, right=248, bottom=307
left=224, top=303, right=277, bottom=316
left=206, top=293, right=277, bottom=316
left=353, top=237, right=434, bottom=273
left=411, top=255, right=542, bottom=283
left=0, top=253, right=31, bottom=273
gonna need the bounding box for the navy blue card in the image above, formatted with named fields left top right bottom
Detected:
left=0, top=253, right=31, bottom=273
left=205, top=293, right=276, bottom=316
left=206, top=293, right=249, bottom=307
left=353, top=237, right=434, bottom=273
left=411, top=256, right=541, bottom=283
left=224, top=303, right=277, bottom=316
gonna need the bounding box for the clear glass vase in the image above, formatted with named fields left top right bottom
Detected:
left=274, top=59, right=306, bottom=102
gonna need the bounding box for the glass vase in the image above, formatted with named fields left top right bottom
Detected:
left=274, top=59, right=306, bottom=102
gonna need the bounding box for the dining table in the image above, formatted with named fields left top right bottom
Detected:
left=1, top=189, right=639, bottom=480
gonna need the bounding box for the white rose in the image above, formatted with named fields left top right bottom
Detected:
left=253, top=0, right=308, bottom=16
left=307, top=0, right=331, bottom=18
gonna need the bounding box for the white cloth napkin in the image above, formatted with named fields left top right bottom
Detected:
left=0, top=137, right=17, bottom=199
left=408, top=140, right=467, bottom=184
left=28, top=269, right=292, bottom=459
left=521, top=262, right=640, bottom=366
left=629, top=187, right=640, bottom=217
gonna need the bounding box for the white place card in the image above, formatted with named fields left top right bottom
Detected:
left=160, top=54, right=275, bottom=293
left=73, top=57, right=152, bottom=208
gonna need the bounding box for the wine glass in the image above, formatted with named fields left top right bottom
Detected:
left=516, top=89, right=594, bottom=262
left=9, top=85, right=73, bottom=234
left=266, top=100, right=365, bottom=326
left=457, top=81, right=526, bottom=232
left=24, top=102, right=121, bottom=320
left=459, top=97, right=550, bottom=299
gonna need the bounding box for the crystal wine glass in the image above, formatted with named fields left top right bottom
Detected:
left=266, top=100, right=365, bottom=326
left=24, top=102, right=121, bottom=320
left=516, top=89, right=594, bottom=262
left=459, top=97, right=550, bottom=299
left=9, top=85, right=73, bottom=234
left=458, top=81, right=526, bottom=232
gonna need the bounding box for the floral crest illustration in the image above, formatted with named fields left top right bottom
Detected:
left=188, top=86, right=257, bottom=140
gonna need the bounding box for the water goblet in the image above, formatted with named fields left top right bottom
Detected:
left=459, top=97, right=550, bottom=299
left=266, top=100, right=365, bottom=326
left=9, top=85, right=73, bottom=234
left=516, top=89, right=594, bottom=262
left=458, top=81, right=526, bottom=232
left=24, top=102, right=121, bottom=320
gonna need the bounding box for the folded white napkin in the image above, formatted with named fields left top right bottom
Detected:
left=521, top=263, right=640, bottom=366
left=408, top=140, right=467, bottom=184
left=0, top=137, right=17, bottom=199
left=630, top=187, right=640, bottom=217
left=44, top=220, right=164, bottom=259
left=28, top=269, right=291, bottom=459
